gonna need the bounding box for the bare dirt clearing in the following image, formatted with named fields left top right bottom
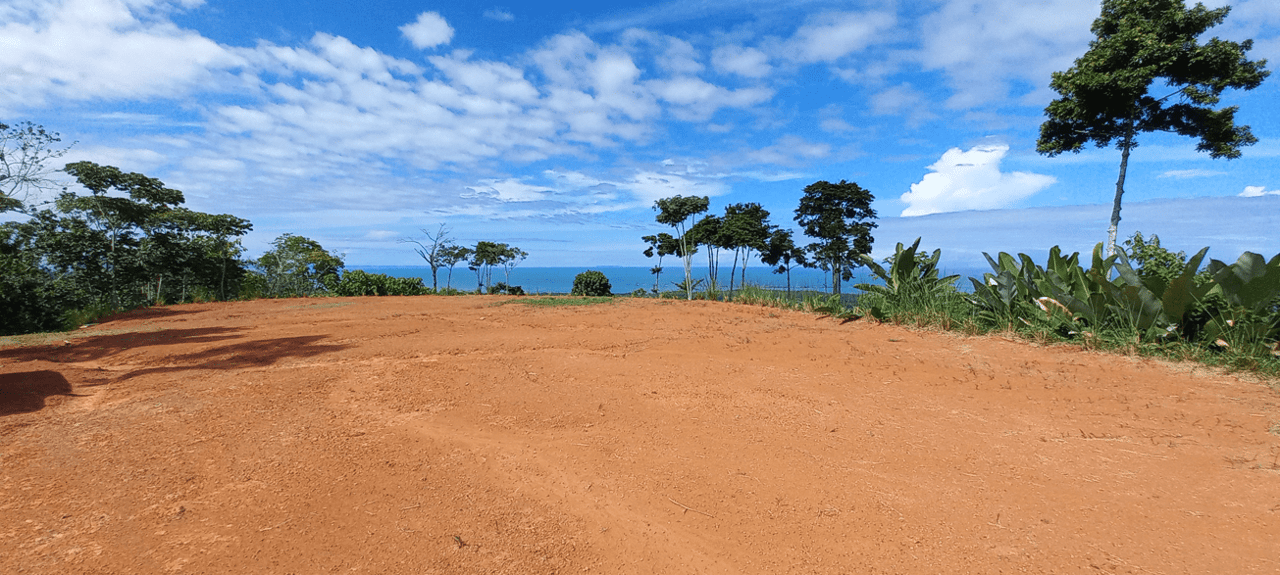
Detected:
left=2, top=296, right=1278, bottom=574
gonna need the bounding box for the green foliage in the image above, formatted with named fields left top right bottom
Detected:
left=1200, top=252, right=1280, bottom=347
left=467, top=241, right=526, bottom=292
left=332, top=270, right=428, bottom=297
left=488, top=282, right=525, bottom=295
left=761, top=228, right=807, bottom=298
left=1037, top=0, right=1270, bottom=253
left=654, top=195, right=709, bottom=300
left=571, top=270, right=613, bottom=297
left=794, top=180, right=877, bottom=295
left=0, top=161, right=253, bottom=334
left=254, top=234, right=344, bottom=298
left=855, top=238, right=962, bottom=323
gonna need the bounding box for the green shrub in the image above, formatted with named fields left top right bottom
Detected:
left=488, top=282, right=525, bottom=295
left=333, top=270, right=427, bottom=297
left=571, top=270, right=612, bottom=296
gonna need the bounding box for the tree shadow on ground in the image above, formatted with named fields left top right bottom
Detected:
left=115, top=335, right=346, bottom=380
left=0, top=371, right=76, bottom=416
left=0, top=327, right=246, bottom=363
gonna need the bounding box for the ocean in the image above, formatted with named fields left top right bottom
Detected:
left=350, top=264, right=991, bottom=295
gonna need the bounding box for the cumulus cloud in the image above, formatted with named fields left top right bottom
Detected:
left=1240, top=185, right=1280, bottom=197
left=400, top=11, right=454, bottom=49
left=900, top=144, right=1056, bottom=216
left=0, top=0, right=241, bottom=112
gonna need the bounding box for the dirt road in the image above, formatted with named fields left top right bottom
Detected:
left=2, top=296, right=1278, bottom=574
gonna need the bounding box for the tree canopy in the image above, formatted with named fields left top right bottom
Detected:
left=794, top=180, right=877, bottom=295
left=1037, top=0, right=1269, bottom=255
left=1, top=121, right=73, bottom=212
left=654, top=195, right=709, bottom=300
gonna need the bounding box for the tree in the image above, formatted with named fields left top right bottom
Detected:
left=761, top=228, right=808, bottom=298
left=60, top=162, right=188, bottom=307
left=469, top=241, right=504, bottom=292
left=498, top=244, right=528, bottom=286
left=642, top=232, right=680, bottom=294
left=402, top=224, right=453, bottom=290
left=256, top=234, right=344, bottom=298
left=794, top=180, right=877, bottom=295
left=720, top=202, right=773, bottom=295
left=1037, top=0, right=1269, bottom=256
left=438, top=244, right=472, bottom=290
left=689, top=214, right=724, bottom=294
left=654, top=195, right=709, bottom=300
left=1, top=121, right=73, bottom=212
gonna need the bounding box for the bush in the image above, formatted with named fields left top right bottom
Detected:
left=488, top=282, right=525, bottom=295
left=333, top=270, right=427, bottom=296
left=571, top=270, right=612, bottom=296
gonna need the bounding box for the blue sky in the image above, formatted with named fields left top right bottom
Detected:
left=2, top=0, right=1277, bottom=268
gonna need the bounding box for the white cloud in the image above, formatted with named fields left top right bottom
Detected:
left=1240, top=185, right=1280, bottom=197
left=916, top=0, right=1097, bottom=109
left=648, top=77, right=772, bottom=120
left=400, top=11, right=454, bottom=49
left=788, top=11, right=896, bottom=63
left=900, top=144, right=1056, bottom=216
left=483, top=8, right=514, bottom=22
left=711, top=45, right=771, bottom=78
left=0, top=0, right=241, bottom=112
left=1159, top=169, right=1227, bottom=179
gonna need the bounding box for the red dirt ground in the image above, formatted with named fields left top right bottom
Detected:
left=2, top=296, right=1278, bottom=574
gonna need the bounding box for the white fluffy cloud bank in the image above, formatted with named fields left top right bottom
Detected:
left=899, top=144, right=1056, bottom=217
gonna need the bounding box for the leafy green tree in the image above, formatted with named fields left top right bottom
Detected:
left=438, top=244, right=472, bottom=290
left=1, top=161, right=253, bottom=332
left=468, top=241, right=510, bottom=292
left=1, top=121, right=73, bottom=212
left=720, top=202, right=773, bottom=295
left=689, top=214, right=725, bottom=293
left=794, top=180, right=877, bottom=295
left=255, top=234, right=344, bottom=298
left=571, top=270, right=612, bottom=296
left=1037, top=0, right=1270, bottom=255
left=498, top=244, right=528, bottom=287
left=654, top=195, right=709, bottom=300
left=641, top=232, right=681, bottom=294
left=761, top=228, right=808, bottom=298
left=402, top=224, right=453, bottom=291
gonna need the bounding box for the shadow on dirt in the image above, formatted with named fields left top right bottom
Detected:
left=0, top=371, right=74, bottom=416
left=114, top=335, right=347, bottom=380
left=98, top=306, right=207, bottom=323
left=0, top=327, right=246, bottom=363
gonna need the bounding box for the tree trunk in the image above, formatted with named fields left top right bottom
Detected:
left=1108, top=126, right=1134, bottom=257
left=831, top=263, right=841, bottom=295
